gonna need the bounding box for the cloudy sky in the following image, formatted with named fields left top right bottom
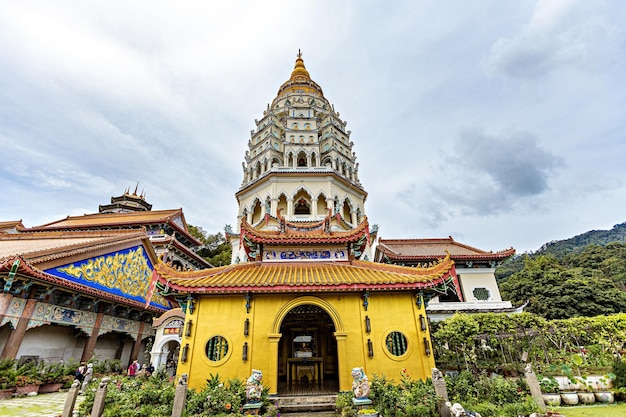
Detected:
left=1, top=0, right=625, bottom=254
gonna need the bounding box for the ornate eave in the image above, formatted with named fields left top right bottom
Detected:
left=26, top=209, right=203, bottom=248
left=155, top=253, right=457, bottom=296
left=0, top=255, right=166, bottom=314
left=239, top=215, right=369, bottom=246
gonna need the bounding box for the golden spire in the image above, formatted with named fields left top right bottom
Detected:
left=290, top=49, right=310, bottom=79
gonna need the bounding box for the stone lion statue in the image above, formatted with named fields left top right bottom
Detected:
left=446, top=402, right=482, bottom=417
left=246, top=369, right=263, bottom=403
left=351, top=367, right=370, bottom=399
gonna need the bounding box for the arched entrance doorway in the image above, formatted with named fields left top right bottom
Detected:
left=278, top=304, right=338, bottom=394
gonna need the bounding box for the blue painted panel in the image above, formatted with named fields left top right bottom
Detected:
left=45, top=245, right=169, bottom=310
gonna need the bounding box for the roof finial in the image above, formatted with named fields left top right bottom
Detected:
left=134, top=181, right=139, bottom=195
left=291, top=50, right=310, bottom=79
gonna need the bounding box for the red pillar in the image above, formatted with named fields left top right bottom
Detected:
left=81, top=312, right=104, bottom=362
left=0, top=298, right=37, bottom=360
left=0, top=293, right=14, bottom=323
left=129, top=321, right=146, bottom=364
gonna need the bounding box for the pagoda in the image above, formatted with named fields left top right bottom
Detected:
left=154, top=53, right=461, bottom=395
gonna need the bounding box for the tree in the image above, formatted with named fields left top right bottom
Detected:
left=187, top=224, right=232, bottom=267
left=500, top=255, right=626, bottom=320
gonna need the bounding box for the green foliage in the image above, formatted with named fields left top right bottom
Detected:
left=446, top=372, right=538, bottom=417
left=185, top=373, right=246, bottom=416
left=185, top=373, right=275, bottom=416
left=188, top=224, right=232, bottom=266
left=496, top=226, right=626, bottom=320
left=368, top=370, right=438, bottom=417
left=368, top=374, right=402, bottom=417
left=335, top=390, right=356, bottom=415
left=0, top=359, right=17, bottom=389
left=433, top=312, right=626, bottom=376
left=78, top=376, right=176, bottom=417
left=466, top=397, right=538, bottom=417
left=500, top=253, right=626, bottom=319
left=613, top=359, right=626, bottom=389
left=538, top=376, right=560, bottom=393
left=445, top=371, right=477, bottom=400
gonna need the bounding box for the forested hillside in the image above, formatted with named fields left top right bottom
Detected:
left=496, top=221, right=626, bottom=281
left=496, top=222, right=626, bottom=319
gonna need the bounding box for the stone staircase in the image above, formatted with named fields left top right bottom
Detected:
left=274, top=393, right=337, bottom=415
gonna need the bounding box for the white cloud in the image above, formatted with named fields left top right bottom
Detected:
left=0, top=0, right=625, bottom=254
left=484, top=0, right=621, bottom=79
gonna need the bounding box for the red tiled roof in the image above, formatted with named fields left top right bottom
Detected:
left=155, top=254, right=456, bottom=295
left=240, top=216, right=369, bottom=245
left=376, top=237, right=515, bottom=261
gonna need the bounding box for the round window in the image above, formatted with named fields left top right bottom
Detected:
left=385, top=331, right=408, bottom=356
left=206, top=336, right=229, bottom=362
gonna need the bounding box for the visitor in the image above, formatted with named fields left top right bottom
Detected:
left=128, top=360, right=139, bottom=377
left=146, top=363, right=155, bottom=377
left=75, top=362, right=86, bottom=383
left=79, top=363, right=93, bottom=395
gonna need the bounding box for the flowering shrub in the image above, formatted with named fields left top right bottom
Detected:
left=186, top=373, right=246, bottom=416
left=186, top=373, right=277, bottom=417
left=368, top=369, right=438, bottom=417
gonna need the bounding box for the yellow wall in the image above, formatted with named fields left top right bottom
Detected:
left=177, top=291, right=435, bottom=393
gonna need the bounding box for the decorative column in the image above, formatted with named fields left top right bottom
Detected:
left=334, top=332, right=349, bottom=391
left=286, top=198, right=294, bottom=220
left=81, top=312, right=104, bottom=362
left=268, top=333, right=282, bottom=396
left=270, top=198, right=278, bottom=218
left=0, top=298, right=37, bottom=359
left=326, top=198, right=334, bottom=213
left=351, top=210, right=357, bottom=225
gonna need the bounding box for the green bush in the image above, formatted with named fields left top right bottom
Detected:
left=78, top=376, right=175, bottom=417
left=185, top=373, right=276, bottom=417
left=613, top=358, right=626, bottom=388
left=368, top=370, right=438, bottom=417
left=446, top=371, right=539, bottom=417
left=335, top=390, right=356, bottom=416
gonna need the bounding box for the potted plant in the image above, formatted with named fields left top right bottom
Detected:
left=357, top=408, right=378, bottom=417
left=594, top=373, right=616, bottom=403
left=39, top=361, right=65, bottom=393
left=539, top=376, right=562, bottom=406
left=575, top=375, right=595, bottom=404
left=14, top=361, right=42, bottom=395
left=0, top=359, right=17, bottom=399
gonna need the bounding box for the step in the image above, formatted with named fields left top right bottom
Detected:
left=274, top=394, right=337, bottom=413
left=279, top=412, right=336, bottom=417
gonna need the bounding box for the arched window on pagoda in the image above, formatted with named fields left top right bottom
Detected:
left=294, top=198, right=311, bottom=215
left=251, top=200, right=263, bottom=225
left=342, top=199, right=351, bottom=221
left=297, top=151, right=307, bottom=167
left=316, top=194, right=327, bottom=217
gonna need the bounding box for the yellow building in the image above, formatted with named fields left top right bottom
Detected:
left=154, top=52, right=462, bottom=395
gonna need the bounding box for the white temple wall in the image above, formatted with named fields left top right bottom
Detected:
left=456, top=268, right=503, bottom=302
left=16, top=325, right=84, bottom=361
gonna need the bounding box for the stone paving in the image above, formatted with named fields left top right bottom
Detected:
left=0, top=391, right=84, bottom=417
